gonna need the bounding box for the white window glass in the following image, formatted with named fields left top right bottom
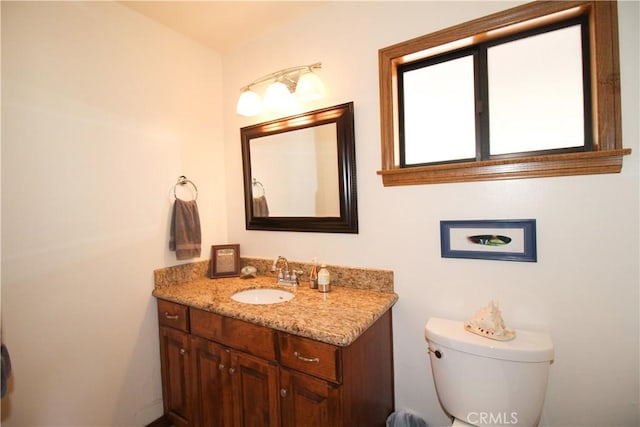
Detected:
left=402, top=55, right=476, bottom=165
left=488, top=25, right=584, bottom=155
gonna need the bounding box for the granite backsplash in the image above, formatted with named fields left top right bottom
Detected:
left=154, top=257, right=394, bottom=293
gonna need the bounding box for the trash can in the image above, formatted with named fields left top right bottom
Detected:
left=386, top=409, right=428, bottom=427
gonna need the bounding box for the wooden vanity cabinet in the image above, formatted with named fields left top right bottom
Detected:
left=156, top=299, right=394, bottom=427
left=279, top=368, right=342, bottom=427
left=230, top=350, right=280, bottom=427
left=278, top=310, right=394, bottom=427
left=189, top=308, right=280, bottom=427
left=190, top=335, right=281, bottom=427
left=157, top=300, right=193, bottom=427
left=189, top=336, right=231, bottom=426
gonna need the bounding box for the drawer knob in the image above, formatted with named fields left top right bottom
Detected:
left=164, top=312, right=180, bottom=320
left=218, top=363, right=225, bottom=370
left=280, top=388, right=287, bottom=397
left=228, top=368, right=236, bottom=375
left=294, top=351, right=320, bottom=363
left=179, top=348, right=186, bottom=355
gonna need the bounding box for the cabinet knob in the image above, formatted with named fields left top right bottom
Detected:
left=218, top=363, right=225, bottom=370
left=179, top=348, right=186, bottom=355
left=228, top=368, right=236, bottom=375
left=280, top=388, right=287, bottom=398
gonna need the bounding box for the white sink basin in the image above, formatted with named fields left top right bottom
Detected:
left=231, top=288, right=294, bottom=305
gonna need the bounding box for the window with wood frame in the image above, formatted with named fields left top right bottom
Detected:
left=378, top=1, right=630, bottom=186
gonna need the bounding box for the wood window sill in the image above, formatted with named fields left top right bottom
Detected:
left=377, top=149, right=632, bottom=186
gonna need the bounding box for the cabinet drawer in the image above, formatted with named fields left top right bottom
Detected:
left=278, top=333, right=341, bottom=383
left=157, top=300, right=189, bottom=332
left=190, top=308, right=277, bottom=361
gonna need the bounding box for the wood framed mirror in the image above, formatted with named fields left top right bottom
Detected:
left=241, top=102, right=358, bottom=233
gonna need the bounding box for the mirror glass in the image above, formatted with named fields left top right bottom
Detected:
left=250, top=123, right=339, bottom=217
left=241, top=102, right=358, bottom=233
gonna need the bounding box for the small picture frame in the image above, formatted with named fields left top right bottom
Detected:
left=440, top=219, right=537, bottom=262
left=209, top=244, right=240, bottom=278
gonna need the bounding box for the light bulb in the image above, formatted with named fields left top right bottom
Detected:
left=295, top=71, right=325, bottom=101
left=236, top=89, right=263, bottom=116
left=264, top=81, right=295, bottom=110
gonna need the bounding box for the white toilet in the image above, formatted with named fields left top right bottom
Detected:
left=425, top=317, right=554, bottom=427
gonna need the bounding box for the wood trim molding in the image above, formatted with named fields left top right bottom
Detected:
left=378, top=149, right=630, bottom=186
left=378, top=1, right=630, bottom=186
left=144, top=415, right=172, bottom=427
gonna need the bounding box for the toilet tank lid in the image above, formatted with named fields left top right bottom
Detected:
left=425, top=317, right=554, bottom=363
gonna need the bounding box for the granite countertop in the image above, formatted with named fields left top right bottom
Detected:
left=153, top=275, right=398, bottom=347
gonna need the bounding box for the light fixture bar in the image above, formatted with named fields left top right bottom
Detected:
left=241, top=62, right=322, bottom=91
left=237, top=62, right=324, bottom=117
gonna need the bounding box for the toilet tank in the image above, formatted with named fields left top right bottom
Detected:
left=425, top=317, right=554, bottom=427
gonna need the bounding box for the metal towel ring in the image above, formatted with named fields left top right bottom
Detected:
left=174, top=176, right=198, bottom=200
left=252, top=178, right=265, bottom=198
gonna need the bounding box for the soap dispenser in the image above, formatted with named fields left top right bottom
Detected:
left=318, top=264, right=331, bottom=293
left=309, top=257, right=319, bottom=289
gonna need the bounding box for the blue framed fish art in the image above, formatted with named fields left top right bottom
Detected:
left=440, top=219, right=537, bottom=262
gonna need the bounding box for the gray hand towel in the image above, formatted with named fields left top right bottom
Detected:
left=169, top=198, right=201, bottom=260
left=1, top=343, right=11, bottom=398
left=253, top=195, right=269, bottom=217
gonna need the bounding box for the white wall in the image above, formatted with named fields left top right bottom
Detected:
left=1, top=1, right=637, bottom=426
left=223, top=2, right=639, bottom=427
left=1, top=2, right=226, bottom=425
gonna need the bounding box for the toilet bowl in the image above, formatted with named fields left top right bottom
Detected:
left=425, top=317, right=554, bottom=427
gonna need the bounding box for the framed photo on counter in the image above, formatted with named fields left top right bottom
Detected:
left=209, top=244, right=240, bottom=278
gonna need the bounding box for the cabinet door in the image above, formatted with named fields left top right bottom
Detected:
left=159, top=326, right=192, bottom=427
left=231, top=351, right=280, bottom=427
left=191, top=336, right=233, bottom=427
left=280, top=369, right=342, bottom=427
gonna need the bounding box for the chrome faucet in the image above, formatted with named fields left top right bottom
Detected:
left=271, top=255, right=289, bottom=274
left=271, top=256, right=300, bottom=286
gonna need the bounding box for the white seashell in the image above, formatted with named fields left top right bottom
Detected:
left=464, top=300, right=515, bottom=341
left=240, top=265, right=257, bottom=278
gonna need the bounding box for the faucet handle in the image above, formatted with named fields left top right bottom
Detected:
left=291, top=270, right=303, bottom=283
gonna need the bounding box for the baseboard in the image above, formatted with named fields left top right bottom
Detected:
left=145, top=414, right=172, bottom=427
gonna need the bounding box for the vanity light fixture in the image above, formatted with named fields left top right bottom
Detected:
left=236, top=62, right=325, bottom=117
